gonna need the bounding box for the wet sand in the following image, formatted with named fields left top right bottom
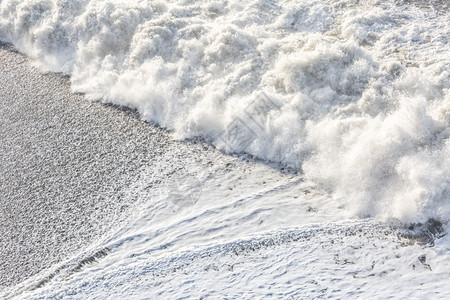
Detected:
left=0, top=42, right=173, bottom=288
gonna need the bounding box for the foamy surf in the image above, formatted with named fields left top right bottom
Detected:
left=5, top=219, right=450, bottom=299
left=0, top=0, right=448, bottom=223
left=1, top=1, right=450, bottom=299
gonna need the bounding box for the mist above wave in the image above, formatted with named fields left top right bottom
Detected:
left=0, top=0, right=448, bottom=223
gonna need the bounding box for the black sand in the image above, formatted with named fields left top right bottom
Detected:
left=0, top=43, right=173, bottom=288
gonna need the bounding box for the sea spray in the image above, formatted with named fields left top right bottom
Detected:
left=1, top=0, right=448, bottom=222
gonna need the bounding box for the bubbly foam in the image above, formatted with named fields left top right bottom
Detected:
left=1, top=0, right=448, bottom=223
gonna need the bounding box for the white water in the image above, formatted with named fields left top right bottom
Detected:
left=11, top=220, right=450, bottom=299
left=0, top=0, right=449, bottom=223
left=1, top=1, right=450, bottom=298
left=3, top=146, right=450, bottom=298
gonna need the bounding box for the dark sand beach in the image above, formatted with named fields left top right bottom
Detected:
left=0, top=42, right=173, bottom=288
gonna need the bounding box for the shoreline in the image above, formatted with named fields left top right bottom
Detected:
left=0, top=42, right=287, bottom=290
left=0, top=42, right=174, bottom=288
left=0, top=42, right=294, bottom=289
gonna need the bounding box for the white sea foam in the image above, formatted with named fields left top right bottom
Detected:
left=0, top=0, right=448, bottom=223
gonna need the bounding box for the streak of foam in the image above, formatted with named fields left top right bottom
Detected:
left=9, top=220, right=450, bottom=299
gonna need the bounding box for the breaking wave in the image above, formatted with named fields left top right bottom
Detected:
left=1, top=0, right=449, bottom=223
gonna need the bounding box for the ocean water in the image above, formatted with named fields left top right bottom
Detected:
left=0, top=0, right=449, bottom=298
left=1, top=0, right=449, bottom=222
